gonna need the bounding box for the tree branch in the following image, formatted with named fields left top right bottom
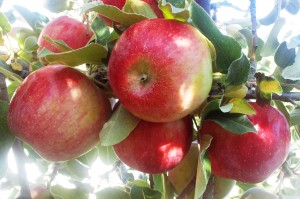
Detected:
left=249, top=0, right=257, bottom=79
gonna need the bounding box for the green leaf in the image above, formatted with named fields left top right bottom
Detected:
left=41, top=43, right=107, bottom=67
left=194, top=134, right=212, bottom=199
left=274, top=100, right=291, bottom=125
left=261, top=17, right=285, bottom=57
left=153, top=174, right=174, bottom=199
left=76, top=147, right=99, bottom=167
left=220, top=98, right=256, bottom=115
left=274, top=41, right=296, bottom=69
left=0, top=12, right=11, bottom=32
left=7, top=81, right=20, bottom=100
left=239, top=28, right=264, bottom=61
left=199, top=100, right=221, bottom=123
left=50, top=185, right=89, bottom=199
left=158, top=0, right=191, bottom=22
left=99, top=104, right=140, bottom=146
left=0, top=61, right=24, bottom=83
left=95, top=187, right=130, bottom=199
left=97, top=145, right=118, bottom=165
left=225, top=53, right=250, bottom=86
left=123, top=0, right=157, bottom=18
left=130, top=180, right=150, bottom=199
left=42, top=35, right=73, bottom=52
left=65, top=159, right=90, bottom=180
left=259, top=3, right=280, bottom=26
left=290, top=107, right=300, bottom=126
left=190, top=1, right=242, bottom=73
left=23, top=36, right=38, bottom=51
left=143, top=187, right=162, bottom=199
left=224, top=85, right=248, bottom=99
left=282, top=50, right=300, bottom=80
left=0, top=101, right=15, bottom=178
left=91, top=16, right=111, bottom=46
left=206, top=112, right=257, bottom=134
left=81, top=2, right=151, bottom=27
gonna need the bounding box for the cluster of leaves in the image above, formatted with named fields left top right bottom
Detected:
left=0, top=0, right=300, bottom=199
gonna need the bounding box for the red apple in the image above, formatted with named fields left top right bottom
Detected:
left=199, top=102, right=290, bottom=184
left=37, top=16, right=92, bottom=53
left=93, top=0, right=163, bottom=26
left=113, top=114, right=193, bottom=174
left=29, top=184, right=53, bottom=199
left=8, top=65, right=112, bottom=161
left=108, top=18, right=212, bottom=122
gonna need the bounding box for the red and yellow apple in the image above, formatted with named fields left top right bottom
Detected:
left=108, top=18, right=212, bottom=122
left=113, top=114, right=193, bottom=174
left=8, top=65, right=112, bottom=161
left=37, top=16, right=92, bottom=53
left=199, top=102, right=290, bottom=184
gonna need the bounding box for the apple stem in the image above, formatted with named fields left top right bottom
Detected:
left=149, top=174, right=154, bottom=189
left=12, top=139, right=32, bottom=199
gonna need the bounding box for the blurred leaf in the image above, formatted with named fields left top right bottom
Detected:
left=206, top=112, right=257, bottom=134
left=0, top=101, right=15, bottom=178
left=95, top=187, right=130, bottom=199
left=225, top=53, right=250, bottom=86
left=287, top=35, right=300, bottom=48
left=275, top=41, right=296, bottom=68
left=239, top=28, right=264, bottom=61
left=256, top=73, right=283, bottom=102
left=158, top=0, right=191, bottom=22
left=259, top=3, right=280, bottom=26
left=224, top=84, right=248, bottom=99
left=130, top=180, right=154, bottom=199
left=190, top=1, right=242, bottom=73
left=23, top=36, right=38, bottom=51
left=212, top=176, right=236, bottom=199
left=81, top=2, right=151, bottom=27
left=42, top=35, right=73, bottom=52
left=225, top=25, right=247, bottom=48
left=97, top=145, right=118, bottom=165
left=99, top=104, right=140, bottom=146
left=0, top=61, right=23, bottom=83
left=51, top=185, right=89, bottom=199
left=220, top=98, right=256, bottom=115
left=283, top=0, right=299, bottom=14
left=76, top=147, right=99, bottom=167
left=282, top=50, right=300, bottom=80
left=153, top=174, right=174, bottom=199
left=123, top=0, right=157, bottom=18
left=199, top=100, right=221, bottom=123
left=153, top=174, right=164, bottom=194
left=261, top=17, right=285, bottom=57
left=7, top=81, right=19, bottom=99
left=40, top=43, right=107, bottom=66
left=0, top=53, right=9, bottom=62
left=143, top=187, right=162, bottom=199
left=91, top=16, right=110, bottom=46
left=290, top=107, right=300, bottom=126
left=274, top=100, right=291, bottom=124
left=65, top=159, right=90, bottom=180
left=0, top=12, right=11, bottom=32
left=44, top=0, right=72, bottom=13
left=194, top=134, right=212, bottom=199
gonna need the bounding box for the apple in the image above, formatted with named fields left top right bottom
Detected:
left=240, top=187, right=279, bottom=199
left=29, top=184, right=53, bottom=199
left=168, top=142, right=199, bottom=196
left=8, top=65, right=112, bottom=161
left=113, top=114, right=193, bottom=174
left=108, top=18, right=212, bottom=122
left=37, top=16, right=92, bottom=53
left=93, top=0, right=164, bottom=26
left=199, top=102, right=290, bottom=184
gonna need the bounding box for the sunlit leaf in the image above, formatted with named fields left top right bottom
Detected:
left=259, top=3, right=280, bottom=26
left=282, top=50, right=300, bottom=80
left=91, top=16, right=110, bottom=46
left=23, top=36, right=38, bottom=51
left=76, top=147, right=99, bottom=167
left=0, top=61, right=23, bottom=83
left=42, top=35, right=73, bottom=52
left=239, top=28, right=264, bottom=61
left=51, top=185, right=89, bottom=199
left=95, top=187, right=130, bottom=199
left=283, top=0, right=299, bottom=14
left=225, top=53, right=250, bottom=86
left=0, top=12, right=11, bottom=32
left=123, top=0, right=157, bottom=18
left=158, top=0, right=191, bottom=22
left=258, top=76, right=283, bottom=95
left=290, top=107, right=300, bottom=126
left=220, top=98, right=256, bottom=115
left=97, top=145, right=118, bottom=165
left=275, top=41, right=296, bottom=69
left=224, top=85, right=248, bottom=99
left=65, top=159, right=90, bottom=180
left=99, top=104, right=140, bottom=146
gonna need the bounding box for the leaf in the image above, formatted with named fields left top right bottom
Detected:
left=190, top=1, right=242, bottom=73
left=261, top=17, right=285, bottom=57
left=274, top=100, right=291, bottom=125
left=130, top=180, right=150, bottom=199
left=123, top=0, right=157, bottom=18
left=76, top=147, right=99, bottom=167
left=274, top=41, right=296, bottom=69
left=0, top=61, right=23, bottom=83
left=23, top=36, right=38, bottom=51
left=206, top=112, right=257, bottom=134
left=282, top=50, right=300, bottom=80
left=259, top=3, right=280, bottom=26
left=81, top=2, right=151, bottom=27
left=194, top=134, right=212, bottom=199
left=225, top=53, right=250, bottom=86
left=220, top=98, right=256, bottom=115
left=97, top=145, right=118, bottom=165
left=91, top=16, right=111, bottom=46
left=95, top=187, right=130, bottom=199
left=239, top=28, right=264, bottom=61
left=65, top=159, right=90, bottom=180
left=7, top=81, right=20, bottom=99
left=153, top=174, right=174, bottom=199
left=290, top=107, right=300, bottom=126
left=258, top=75, right=283, bottom=95
left=0, top=12, right=11, bottom=32
left=41, top=43, right=107, bottom=67
left=143, top=187, right=162, bottom=199
left=283, top=0, right=300, bottom=14
left=287, top=35, right=300, bottom=49
left=50, top=185, right=89, bottom=199
left=224, top=84, right=248, bottom=99
left=99, top=104, right=140, bottom=146
left=158, top=0, right=191, bottom=22
left=0, top=101, right=15, bottom=178
left=42, top=35, right=73, bottom=52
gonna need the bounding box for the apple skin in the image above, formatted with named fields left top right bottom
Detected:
left=37, top=16, right=92, bottom=53
left=113, top=114, right=193, bottom=174
left=8, top=65, right=112, bottom=161
left=108, top=18, right=212, bottom=122
left=199, top=102, right=290, bottom=184
left=240, top=187, right=279, bottom=199
left=29, top=184, right=53, bottom=199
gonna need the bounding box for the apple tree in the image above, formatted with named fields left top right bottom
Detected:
left=0, top=0, right=300, bottom=199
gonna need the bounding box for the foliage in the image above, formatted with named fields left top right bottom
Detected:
left=0, top=0, right=300, bottom=199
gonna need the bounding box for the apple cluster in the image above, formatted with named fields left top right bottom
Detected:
left=7, top=0, right=291, bottom=194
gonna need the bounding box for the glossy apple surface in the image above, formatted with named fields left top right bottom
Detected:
left=8, top=65, right=112, bottom=161
left=200, top=102, right=290, bottom=184
left=37, top=16, right=92, bottom=53
left=113, top=115, right=193, bottom=174
left=108, top=19, right=212, bottom=122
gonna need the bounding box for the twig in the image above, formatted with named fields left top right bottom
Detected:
left=0, top=73, right=9, bottom=102
left=149, top=174, right=154, bottom=189
left=249, top=0, right=257, bottom=79
left=202, top=175, right=215, bottom=199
